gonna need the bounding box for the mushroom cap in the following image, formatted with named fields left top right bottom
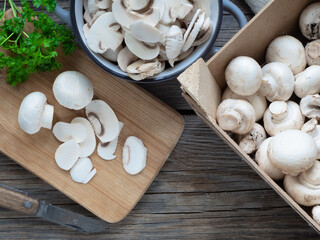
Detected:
left=294, top=65, right=320, bottom=98
left=222, top=87, right=267, bottom=121
left=263, top=101, right=305, bottom=136
left=261, top=62, right=294, bottom=102
left=255, top=138, right=285, bottom=180
left=238, top=123, right=266, bottom=155
left=300, top=94, right=320, bottom=119
left=284, top=161, right=320, bottom=206
left=18, top=92, right=53, bottom=135
left=305, top=40, right=320, bottom=66
left=266, top=35, right=307, bottom=75
left=53, top=71, right=94, bottom=110
left=268, top=130, right=317, bottom=176
left=216, top=99, right=255, bottom=135
left=85, top=100, right=119, bottom=142
left=299, top=2, right=320, bottom=40
left=312, top=206, right=320, bottom=225
left=225, top=56, right=263, bottom=96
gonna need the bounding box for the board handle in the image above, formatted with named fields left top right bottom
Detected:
left=0, top=185, right=39, bottom=216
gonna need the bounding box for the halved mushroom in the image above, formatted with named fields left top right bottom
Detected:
left=97, top=122, right=124, bottom=160
left=130, top=20, right=161, bottom=43
left=161, top=0, right=193, bottom=24
left=124, top=31, right=160, bottom=60
left=117, top=47, right=139, bottom=72
left=71, top=117, right=96, bottom=158
left=127, top=59, right=165, bottom=80
left=182, top=10, right=205, bottom=52
left=87, top=12, right=123, bottom=54
left=122, top=136, right=147, bottom=175
left=165, top=25, right=183, bottom=66
left=53, top=122, right=87, bottom=143
left=86, top=100, right=119, bottom=142
left=112, top=0, right=164, bottom=29
left=55, top=140, right=80, bottom=171
left=70, top=157, right=96, bottom=183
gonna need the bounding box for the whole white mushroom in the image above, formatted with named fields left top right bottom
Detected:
left=53, top=71, right=94, bottom=110
left=225, top=56, right=263, bottom=96
left=18, top=92, right=54, bottom=134
left=266, top=35, right=307, bottom=75
left=299, top=2, right=320, bottom=40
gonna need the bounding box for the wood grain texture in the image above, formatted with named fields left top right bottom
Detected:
left=0, top=0, right=319, bottom=239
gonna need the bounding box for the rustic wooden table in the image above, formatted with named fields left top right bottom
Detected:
left=0, top=0, right=319, bottom=239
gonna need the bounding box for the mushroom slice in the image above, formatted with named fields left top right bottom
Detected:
left=165, top=25, right=183, bottom=65
left=53, top=71, right=94, bottom=110
left=71, top=117, right=96, bottom=158
left=182, top=10, right=205, bottom=52
left=82, top=168, right=97, bottom=184
left=300, top=94, right=320, bottom=119
left=184, top=0, right=211, bottom=23
left=169, top=47, right=194, bottom=67
left=122, top=136, right=147, bottom=175
left=87, top=12, right=123, bottom=54
left=86, top=100, right=119, bottom=142
left=96, top=0, right=111, bottom=9
left=98, top=122, right=124, bottom=160
left=18, top=92, right=54, bottom=135
left=117, top=47, right=139, bottom=72
left=161, top=0, right=193, bottom=24
left=88, top=0, right=100, bottom=15
left=70, top=157, right=94, bottom=183
left=125, top=0, right=149, bottom=10
left=89, top=10, right=106, bottom=27
left=130, top=20, right=161, bottom=43
left=127, top=59, right=165, bottom=80
left=53, top=122, right=87, bottom=143
left=192, top=17, right=212, bottom=47
left=55, top=140, right=80, bottom=171
left=102, top=45, right=123, bottom=62
left=84, top=10, right=92, bottom=24
left=83, top=23, right=90, bottom=39
left=112, top=0, right=162, bottom=29
left=124, top=32, right=160, bottom=60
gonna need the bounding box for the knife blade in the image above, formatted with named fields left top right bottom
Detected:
left=0, top=184, right=107, bottom=233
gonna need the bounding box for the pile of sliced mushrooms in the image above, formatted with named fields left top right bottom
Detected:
left=216, top=2, right=320, bottom=225
left=83, top=0, right=212, bottom=80
left=18, top=71, right=147, bottom=184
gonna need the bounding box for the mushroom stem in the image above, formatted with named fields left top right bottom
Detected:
left=40, top=104, right=54, bottom=129
left=218, top=108, right=243, bottom=131
left=269, top=101, right=288, bottom=122
left=260, top=75, right=277, bottom=97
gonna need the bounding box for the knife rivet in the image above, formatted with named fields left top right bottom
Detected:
left=24, top=201, right=32, bottom=209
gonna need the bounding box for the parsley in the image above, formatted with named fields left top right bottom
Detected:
left=0, top=0, right=76, bottom=86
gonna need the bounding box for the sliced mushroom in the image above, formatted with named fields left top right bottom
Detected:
left=71, top=117, right=97, bottom=158
left=97, top=122, right=124, bottom=160
left=102, top=45, right=123, bottom=62
left=169, top=46, right=194, bottom=67
left=306, top=40, right=320, bottom=66
left=55, top=140, right=80, bottom=171
left=87, top=12, right=123, bottom=54
left=53, top=122, right=87, bottom=143
left=130, top=20, right=161, bottom=43
left=182, top=10, right=205, bottom=52
left=157, top=23, right=171, bottom=45
left=124, top=0, right=149, bottom=10
left=238, top=123, right=266, bottom=155
left=124, top=32, right=160, bottom=60
left=300, top=94, right=320, bottom=119
left=165, top=25, right=183, bottom=66
left=161, top=0, right=193, bottom=24
left=117, top=47, right=139, bottom=72
left=88, top=10, right=106, bottom=27
left=184, top=0, right=211, bottom=24
left=192, top=16, right=212, bottom=47
left=96, top=0, right=111, bottom=9
left=86, top=100, right=119, bottom=142
left=82, top=168, right=97, bottom=184
left=112, top=0, right=163, bottom=29
left=122, top=136, right=147, bottom=175
left=127, top=59, right=165, bottom=80
left=70, top=157, right=95, bottom=183
left=88, top=0, right=100, bottom=15
left=302, top=118, right=318, bottom=133
left=83, top=23, right=90, bottom=39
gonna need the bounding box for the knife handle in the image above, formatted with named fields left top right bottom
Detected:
left=0, top=186, right=39, bottom=216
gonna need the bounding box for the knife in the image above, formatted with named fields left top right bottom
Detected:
left=0, top=184, right=107, bottom=233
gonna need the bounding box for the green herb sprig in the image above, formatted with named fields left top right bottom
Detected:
left=0, top=0, right=76, bottom=86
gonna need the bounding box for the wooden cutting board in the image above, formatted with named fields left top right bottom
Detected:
left=0, top=48, right=184, bottom=223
